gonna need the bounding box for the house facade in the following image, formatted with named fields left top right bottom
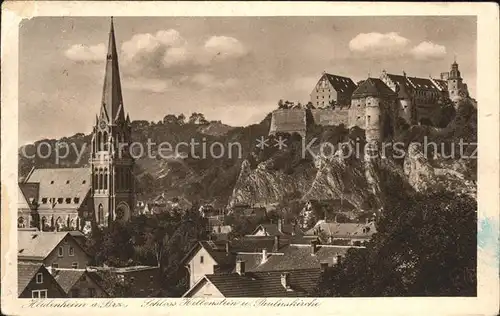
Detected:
left=18, top=262, right=66, bottom=298
left=310, top=72, right=357, bottom=108
left=18, top=230, right=91, bottom=269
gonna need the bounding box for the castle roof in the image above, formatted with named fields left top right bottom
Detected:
left=322, top=73, right=357, bottom=95
left=352, top=78, right=396, bottom=99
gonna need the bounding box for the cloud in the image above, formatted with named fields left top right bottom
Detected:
left=349, top=32, right=410, bottom=57
left=64, top=43, right=106, bottom=62
left=410, top=41, right=447, bottom=60
left=122, top=77, right=172, bottom=93
left=191, top=73, right=238, bottom=89
left=202, top=36, right=248, bottom=61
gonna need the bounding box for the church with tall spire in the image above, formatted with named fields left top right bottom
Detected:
left=17, top=18, right=135, bottom=232
left=90, top=17, right=135, bottom=227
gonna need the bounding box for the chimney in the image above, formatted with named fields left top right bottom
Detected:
left=281, top=272, right=292, bottom=291
left=261, top=249, right=268, bottom=264
left=310, top=240, right=318, bottom=255
left=225, top=241, right=230, bottom=254
left=273, top=235, right=280, bottom=252
left=235, top=260, right=245, bottom=276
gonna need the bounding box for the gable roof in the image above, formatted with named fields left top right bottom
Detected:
left=432, top=78, right=448, bottom=91
left=18, top=262, right=44, bottom=295
left=18, top=183, right=39, bottom=210
left=323, top=73, right=357, bottom=95
left=18, top=185, right=33, bottom=210
left=25, top=168, right=91, bottom=210
left=406, top=76, right=440, bottom=92
left=251, top=223, right=303, bottom=236
left=252, top=244, right=354, bottom=272
left=185, top=268, right=321, bottom=297
left=18, top=230, right=88, bottom=260
left=352, top=78, right=396, bottom=99
left=305, top=220, right=377, bottom=239
left=181, top=237, right=290, bottom=266
left=51, top=269, right=108, bottom=295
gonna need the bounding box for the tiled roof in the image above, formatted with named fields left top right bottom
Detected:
left=18, top=185, right=33, bottom=210
left=18, top=262, right=44, bottom=295
left=199, top=268, right=321, bottom=297
left=52, top=269, right=86, bottom=293
left=252, top=244, right=351, bottom=272
left=432, top=79, right=448, bottom=91
left=406, top=76, right=440, bottom=92
left=18, top=231, right=73, bottom=259
left=25, top=168, right=91, bottom=210
left=251, top=223, right=303, bottom=236
left=18, top=183, right=39, bottom=210
left=305, top=220, right=377, bottom=238
left=352, top=78, right=396, bottom=99
left=324, top=74, right=357, bottom=95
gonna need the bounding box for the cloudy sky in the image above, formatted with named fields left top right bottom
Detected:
left=19, top=16, right=476, bottom=144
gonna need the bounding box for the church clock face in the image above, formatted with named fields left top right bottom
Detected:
left=99, top=120, right=107, bottom=130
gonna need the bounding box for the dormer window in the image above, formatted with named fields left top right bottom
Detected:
left=41, top=198, right=47, bottom=204
left=50, top=181, right=54, bottom=184
left=74, top=197, right=80, bottom=204
left=57, top=198, right=63, bottom=204
left=65, top=198, right=71, bottom=204
left=82, top=180, right=86, bottom=184
left=66, top=180, right=70, bottom=184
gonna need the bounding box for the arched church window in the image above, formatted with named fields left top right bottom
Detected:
left=99, top=169, right=104, bottom=190
left=98, top=204, right=104, bottom=224
left=98, top=132, right=103, bottom=151
left=103, top=168, right=108, bottom=190
left=103, top=131, right=108, bottom=151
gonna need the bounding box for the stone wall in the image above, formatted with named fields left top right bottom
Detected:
left=269, top=109, right=307, bottom=137
left=310, top=108, right=349, bottom=126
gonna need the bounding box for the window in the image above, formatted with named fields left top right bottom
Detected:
left=130, top=277, right=135, bottom=283
left=69, top=247, right=75, bottom=256
left=82, top=180, right=86, bottom=184
left=70, top=289, right=80, bottom=298
left=65, top=198, right=71, bottom=204
left=88, top=288, right=96, bottom=298
left=36, top=273, right=43, bottom=284
left=200, top=256, right=204, bottom=264
left=71, top=262, right=78, bottom=269
left=50, top=181, right=54, bottom=184
left=32, top=289, right=47, bottom=298
left=41, top=198, right=47, bottom=204
left=57, top=198, right=63, bottom=204
left=367, top=115, right=371, bottom=123
left=52, top=263, right=59, bottom=269
left=58, top=246, right=63, bottom=257
left=74, top=197, right=80, bottom=204
left=66, top=180, right=70, bottom=184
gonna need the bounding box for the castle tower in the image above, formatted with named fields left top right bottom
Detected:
left=395, top=79, right=413, bottom=124
left=448, top=58, right=463, bottom=102
left=90, top=17, right=135, bottom=227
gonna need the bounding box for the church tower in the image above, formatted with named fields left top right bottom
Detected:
left=90, top=18, right=134, bottom=227
left=448, top=58, right=464, bottom=102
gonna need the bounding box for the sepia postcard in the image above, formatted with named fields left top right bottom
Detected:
left=1, top=1, right=499, bottom=316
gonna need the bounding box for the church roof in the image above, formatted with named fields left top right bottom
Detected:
left=323, top=73, right=357, bottom=95
left=100, top=17, right=125, bottom=123
left=352, top=78, right=395, bottom=99
left=24, top=168, right=91, bottom=210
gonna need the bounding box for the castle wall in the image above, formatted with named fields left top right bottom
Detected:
left=348, top=98, right=366, bottom=129
left=310, top=108, right=349, bottom=126
left=269, top=109, right=306, bottom=137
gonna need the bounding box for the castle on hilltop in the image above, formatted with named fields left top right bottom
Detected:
left=18, top=18, right=135, bottom=232
left=269, top=60, right=470, bottom=142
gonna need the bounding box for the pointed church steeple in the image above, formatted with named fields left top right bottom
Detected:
left=101, top=17, right=125, bottom=123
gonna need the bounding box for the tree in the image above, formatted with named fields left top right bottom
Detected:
left=316, top=188, right=477, bottom=296
left=278, top=99, right=285, bottom=109
left=188, top=113, right=207, bottom=125
left=177, top=113, right=186, bottom=125
left=163, top=114, right=179, bottom=125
